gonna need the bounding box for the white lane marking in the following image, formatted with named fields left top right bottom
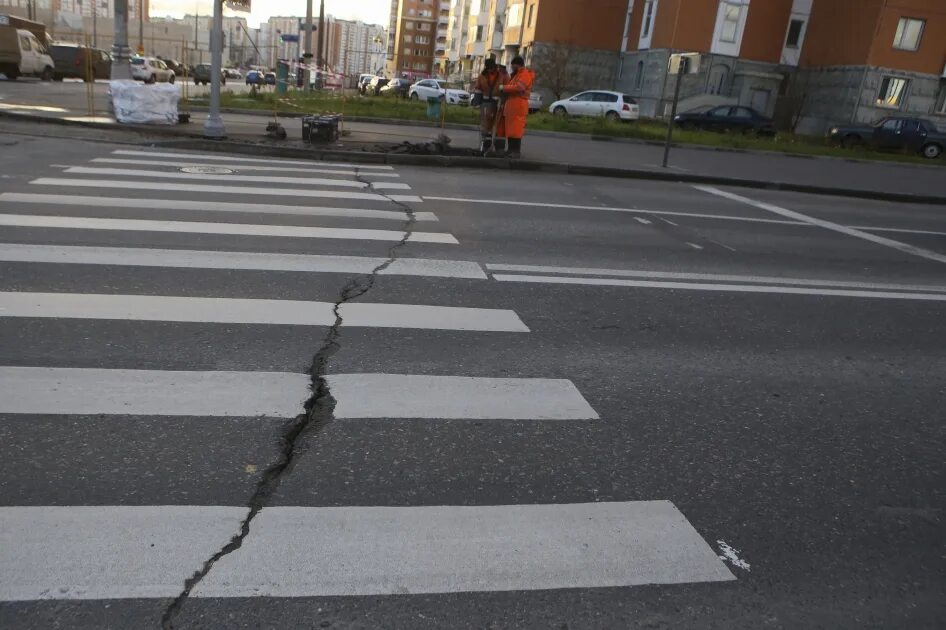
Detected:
left=634, top=217, right=652, bottom=225
left=717, top=540, right=751, bottom=572
left=0, top=193, right=437, bottom=222
left=709, top=240, right=738, bottom=252
left=853, top=225, right=946, bottom=238
left=0, top=367, right=310, bottom=417
left=0, top=501, right=733, bottom=600
left=0, top=244, right=483, bottom=278
left=662, top=219, right=679, bottom=226
left=90, top=157, right=401, bottom=178
left=485, top=263, right=946, bottom=293
left=31, top=179, right=422, bottom=204
left=327, top=374, right=595, bottom=419
left=110, top=149, right=396, bottom=170
left=686, top=242, right=703, bottom=250
left=421, top=195, right=803, bottom=226
left=694, top=185, right=946, bottom=265
left=61, top=167, right=412, bottom=191
left=491, top=274, right=946, bottom=302
left=0, top=214, right=456, bottom=244
left=0, top=293, right=526, bottom=331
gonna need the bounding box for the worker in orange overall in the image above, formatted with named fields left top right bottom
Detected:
left=498, top=55, right=535, bottom=159
left=472, top=58, right=509, bottom=154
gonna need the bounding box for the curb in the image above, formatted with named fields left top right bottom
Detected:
left=4, top=110, right=945, bottom=205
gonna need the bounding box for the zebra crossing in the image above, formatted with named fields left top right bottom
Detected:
left=0, top=150, right=734, bottom=608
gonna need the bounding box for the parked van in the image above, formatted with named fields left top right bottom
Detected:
left=49, top=43, right=111, bottom=81
left=0, top=21, right=54, bottom=81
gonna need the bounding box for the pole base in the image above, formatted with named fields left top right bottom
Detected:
left=203, top=115, right=227, bottom=139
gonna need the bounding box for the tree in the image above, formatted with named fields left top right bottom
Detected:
left=531, top=41, right=578, bottom=101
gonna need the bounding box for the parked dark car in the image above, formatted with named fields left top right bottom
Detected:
left=264, top=72, right=276, bottom=86
left=829, top=116, right=944, bottom=159
left=192, top=63, right=225, bottom=86
left=245, top=70, right=264, bottom=85
left=160, top=58, right=184, bottom=76
left=49, top=43, right=111, bottom=81
left=673, top=105, right=776, bottom=136
left=366, top=75, right=389, bottom=95
left=379, top=77, right=410, bottom=98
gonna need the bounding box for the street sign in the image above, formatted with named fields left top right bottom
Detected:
left=280, top=34, right=299, bottom=43
left=225, top=0, right=251, bottom=12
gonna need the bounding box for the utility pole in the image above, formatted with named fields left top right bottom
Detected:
left=303, top=0, right=313, bottom=91
left=93, top=1, right=97, bottom=47
left=138, top=0, right=144, bottom=55
left=204, top=0, right=226, bottom=138
left=316, top=0, right=324, bottom=87
left=193, top=10, right=198, bottom=66
left=110, top=0, right=132, bottom=80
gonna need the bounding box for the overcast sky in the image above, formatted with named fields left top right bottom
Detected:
left=150, top=0, right=390, bottom=29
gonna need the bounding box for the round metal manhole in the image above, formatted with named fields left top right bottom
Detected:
left=180, top=166, right=234, bottom=174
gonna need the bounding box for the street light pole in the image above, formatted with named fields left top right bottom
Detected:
left=316, top=0, right=324, bottom=81
left=203, top=0, right=226, bottom=138
left=138, top=0, right=144, bottom=54
left=110, top=0, right=132, bottom=80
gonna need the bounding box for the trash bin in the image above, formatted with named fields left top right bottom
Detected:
left=426, top=96, right=442, bottom=120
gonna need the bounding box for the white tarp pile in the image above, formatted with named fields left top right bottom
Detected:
left=110, top=80, right=180, bottom=125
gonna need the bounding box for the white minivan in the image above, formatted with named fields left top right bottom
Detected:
left=0, top=27, right=55, bottom=81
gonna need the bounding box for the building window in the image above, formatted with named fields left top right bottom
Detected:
left=527, top=4, right=535, bottom=28
left=642, top=1, right=655, bottom=37
left=877, top=76, right=908, bottom=107
left=635, top=60, right=644, bottom=89
left=476, top=25, right=484, bottom=41
left=720, top=2, right=741, bottom=43
left=405, top=22, right=414, bottom=30
left=893, top=17, right=925, bottom=51
left=936, top=85, right=946, bottom=114
left=405, top=34, right=413, bottom=42
left=785, top=19, right=804, bottom=48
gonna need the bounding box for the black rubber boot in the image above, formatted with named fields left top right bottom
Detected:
left=493, top=138, right=507, bottom=153
left=506, top=138, right=522, bottom=159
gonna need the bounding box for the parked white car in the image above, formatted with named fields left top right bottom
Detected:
left=549, top=90, right=640, bottom=121
left=528, top=91, right=543, bottom=113
left=409, top=79, right=471, bottom=106
left=130, top=57, right=175, bottom=84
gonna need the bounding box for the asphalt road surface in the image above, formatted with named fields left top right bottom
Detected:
left=0, top=132, right=944, bottom=629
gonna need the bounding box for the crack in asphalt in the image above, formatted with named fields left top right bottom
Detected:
left=161, top=167, right=418, bottom=629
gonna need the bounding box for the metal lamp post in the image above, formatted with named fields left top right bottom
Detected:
left=110, top=0, right=132, bottom=80
left=203, top=0, right=226, bottom=138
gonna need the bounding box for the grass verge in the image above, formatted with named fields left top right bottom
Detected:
left=190, top=90, right=944, bottom=166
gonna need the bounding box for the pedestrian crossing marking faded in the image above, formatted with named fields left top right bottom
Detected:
left=0, top=214, right=454, bottom=244
left=0, top=502, right=733, bottom=601
left=30, top=179, right=423, bottom=204
left=91, top=157, right=402, bottom=178
left=110, top=149, right=396, bottom=170
left=60, top=167, right=413, bottom=190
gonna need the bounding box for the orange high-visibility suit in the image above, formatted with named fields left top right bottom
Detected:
left=473, top=67, right=509, bottom=138
left=499, top=66, right=535, bottom=140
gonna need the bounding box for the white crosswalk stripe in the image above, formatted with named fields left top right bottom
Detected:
left=0, top=151, right=733, bottom=608
left=0, top=213, right=458, bottom=244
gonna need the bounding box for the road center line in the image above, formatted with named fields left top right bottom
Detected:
left=491, top=274, right=946, bottom=302
left=484, top=263, right=946, bottom=292
left=693, top=185, right=946, bottom=265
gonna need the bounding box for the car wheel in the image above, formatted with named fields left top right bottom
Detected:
left=168, top=74, right=175, bottom=84
left=922, top=143, right=943, bottom=159
left=605, top=110, right=620, bottom=122
left=410, top=92, right=419, bottom=101
left=553, top=106, right=567, bottom=117
left=146, top=74, right=156, bottom=84
left=841, top=134, right=862, bottom=149
left=40, top=66, right=53, bottom=81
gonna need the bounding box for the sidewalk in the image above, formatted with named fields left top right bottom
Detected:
left=2, top=100, right=945, bottom=204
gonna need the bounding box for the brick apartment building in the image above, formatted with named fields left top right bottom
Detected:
left=387, top=0, right=450, bottom=78
left=618, top=0, right=946, bottom=132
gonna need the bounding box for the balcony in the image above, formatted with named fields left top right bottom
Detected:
left=503, top=25, right=521, bottom=46
left=465, top=41, right=485, bottom=56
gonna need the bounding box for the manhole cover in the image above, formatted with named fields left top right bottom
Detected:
left=181, top=166, right=234, bottom=174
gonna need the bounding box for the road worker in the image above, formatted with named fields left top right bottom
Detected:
left=472, top=58, right=509, bottom=153
left=498, top=55, right=535, bottom=159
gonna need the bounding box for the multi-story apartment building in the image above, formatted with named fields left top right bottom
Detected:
left=327, top=20, right=386, bottom=82
left=618, top=0, right=946, bottom=132
left=387, top=0, right=449, bottom=78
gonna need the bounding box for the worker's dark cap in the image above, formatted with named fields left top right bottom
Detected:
left=484, top=58, right=497, bottom=69
left=511, top=56, right=525, bottom=66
